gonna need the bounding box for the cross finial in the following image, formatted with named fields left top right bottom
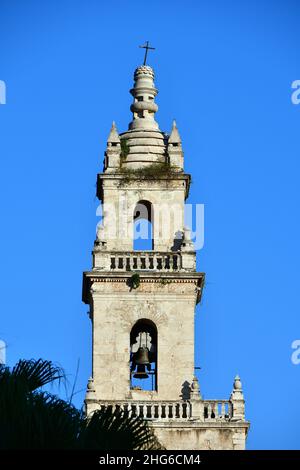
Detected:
left=139, top=41, right=155, bottom=66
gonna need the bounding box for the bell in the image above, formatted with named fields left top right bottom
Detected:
left=134, top=346, right=150, bottom=365
left=132, top=346, right=151, bottom=379
left=133, top=364, right=149, bottom=379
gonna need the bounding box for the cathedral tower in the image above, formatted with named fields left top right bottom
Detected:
left=82, top=58, right=249, bottom=450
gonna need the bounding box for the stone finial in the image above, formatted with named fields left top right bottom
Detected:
left=85, top=377, right=96, bottom=398
left=129, top=65, right=159, bottom=131
left=134, top=65, right=155, bottom=80
left=190, top=375, right=202, bottom=400
left=189, top=376, right=203, bottom=421
left=104, top=121, right=121, bottom=172
left=107, top=121, right=120, bottom=144
left=168, top=120, right=182, bottom=145
left=230, top=374, right=245, bottom=421
left=231, top=375, right=244, bottom=398
left=234, top=375, right=242, bottom=390
left=168, top=120, right=183, bottom=171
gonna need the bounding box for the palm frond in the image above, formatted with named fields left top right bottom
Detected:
left=11, top=359, right=64, bottom=392
left=78, top=407, right=163, bottom=450
left=27, top=392, right=81, bottom=449
left=0, top=358, right=163, bottom=450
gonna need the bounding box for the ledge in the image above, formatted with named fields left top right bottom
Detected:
left=82, top=270, right=205, bottom=304
left=97, top=172, right=191, bottom=201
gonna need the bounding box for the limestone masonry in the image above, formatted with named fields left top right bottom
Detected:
left=82, top=63, right=250, bottom=450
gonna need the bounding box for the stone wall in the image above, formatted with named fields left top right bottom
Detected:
left=90, top=277, right=199, bottom=401
left=98, top=177, right=188, bottom=252
left=151, top=422, right=248, bottom=450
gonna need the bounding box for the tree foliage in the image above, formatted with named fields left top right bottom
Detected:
left=0, top=359, right=162, bottom=450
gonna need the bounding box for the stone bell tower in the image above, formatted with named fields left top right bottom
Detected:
left=82, top=60, right=250, bottom=450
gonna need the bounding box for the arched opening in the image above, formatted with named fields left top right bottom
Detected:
left=133, top=200, right=153, bottom=250
left=130, top=319, right=157, bottom=391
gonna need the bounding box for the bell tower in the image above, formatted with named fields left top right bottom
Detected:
left=82, top=60, right=250, bottom=450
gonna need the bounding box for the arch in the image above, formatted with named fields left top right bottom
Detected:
left=130, top=318, right=157, bottom=391
left=133, top=200, right=154, bottom=250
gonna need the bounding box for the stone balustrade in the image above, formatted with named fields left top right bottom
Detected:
left=94, top=399, right=233, bottom=422
left=97, top=400, right=191, bottom=419
left=92, top=250, right=196, bottom=272
left=203, top=400, right=232, bottom=421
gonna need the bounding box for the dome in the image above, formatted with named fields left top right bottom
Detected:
left=120, top=128, right=168, bottom=169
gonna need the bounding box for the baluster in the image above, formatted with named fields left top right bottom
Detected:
left=170, top=255, right=174, bottom=271
left=127, top=404, right=132, bottom=417
left=153, top=254, right=157, bottom=270
left=128, top=255, right=132, bottom=270
left=150, top=256, right=154, bottom=269
left=166, top=256, right=171, bottom=270
left=157, top=257, right=162, bottom=270
left=221, top=402, right=225, bottom=419
left=179, top=403, right=183, bottom=418
left=141, top=404, right=145, bottom=419
left=137, top=254, right=142, bottom=270
left=207, top=403, right=212, bottom=419
left=214, top=402, right=219, bottom=419
left=171, top=403, right=176, bottom=419
left=158, top=403, right=162, bottom=419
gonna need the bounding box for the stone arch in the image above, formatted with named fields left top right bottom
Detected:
left=119, top=302, right=168, bottom=333
left=133, top=199, right=154, bottom=250
left=130, top=318, right=158, bottom=391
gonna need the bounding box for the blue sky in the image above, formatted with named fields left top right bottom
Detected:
left=1, top=0, right=300, bottom=449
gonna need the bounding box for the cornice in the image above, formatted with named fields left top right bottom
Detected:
left=82, top=270, right=205, bottom=305
left=97, top=172, right=191, bottom=201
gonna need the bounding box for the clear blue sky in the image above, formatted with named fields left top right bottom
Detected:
left=1, top=0, right=300, bottom=450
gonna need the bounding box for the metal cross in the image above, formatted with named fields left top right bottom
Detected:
left=139, top=41, right=155, bottom=65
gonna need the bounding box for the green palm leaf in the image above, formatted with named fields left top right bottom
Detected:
left=0, top=359, right=163, bottom=450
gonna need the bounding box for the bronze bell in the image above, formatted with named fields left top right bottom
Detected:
left=135, top=346, right=150, bottom=365
left=133, top=364, right=149, bottom=379
left=133, top=346, right=151, bottom=379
